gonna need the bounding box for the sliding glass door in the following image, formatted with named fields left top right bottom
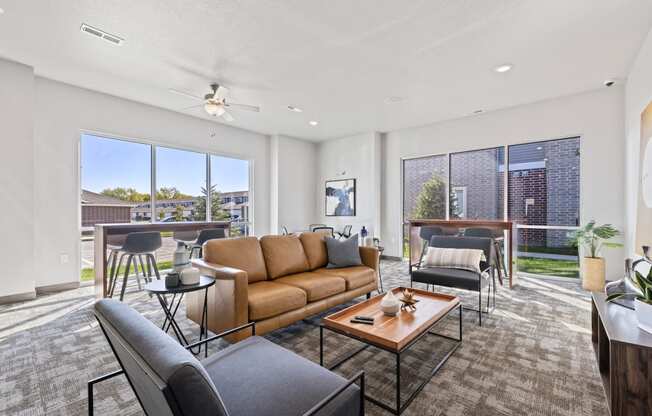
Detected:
left=401, top=137, right=580, bottom=279
left=402, top=155, right=448, bottom=256
left=509, top=137, right=580, bottom=278
left=211, top=155, right=251, bottom=237
left=449, top=147, right=505, bottom=220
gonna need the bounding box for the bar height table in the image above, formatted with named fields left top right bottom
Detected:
left=407, top=219, right=515, bottom=288
left=94, top=221, right=230, bottom=299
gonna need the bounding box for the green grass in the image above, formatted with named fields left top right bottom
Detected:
left=81, top=260, right=174, bottom=282
left=517, top=257, right=579, bottom=278
left=517, top=245, right=577, bottom=256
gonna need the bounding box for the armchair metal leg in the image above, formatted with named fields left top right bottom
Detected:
left=88, top=369, right=123, bottom=416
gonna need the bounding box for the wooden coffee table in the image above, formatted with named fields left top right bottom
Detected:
left=320, top=287, right=462, bottom=415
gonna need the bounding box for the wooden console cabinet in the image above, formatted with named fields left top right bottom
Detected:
left=591, top=292, right=652, bottom=415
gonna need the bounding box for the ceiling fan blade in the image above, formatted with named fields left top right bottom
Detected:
left=180, top=104, right=204, bottom=111
left=215, top=85, right=229, bottom=100
left=168, top=88, right=204, bottom=101
left=225, top=102, right=260, bottom=112
left=221, top=111, right=234, bottom=122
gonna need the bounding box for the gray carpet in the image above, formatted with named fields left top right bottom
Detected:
left=0, top=261, right=608, bottom=415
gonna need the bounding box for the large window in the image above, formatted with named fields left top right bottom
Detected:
left=211, top=155, right=250, bottom=236
left=509, top=137, right=580, bottom=278
left=402, top=155, right=448, bottom=255
left=154, top=146, right=206, bottom=222
left=79, top=133, right=252, bottom=281
left=449, top=147, right=505, bottom=220
left=401, top=138, right=580, bottom=279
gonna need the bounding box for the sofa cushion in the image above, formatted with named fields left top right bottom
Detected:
left=299, top=232, right=329, bottom=270
left=204, top=336, right=360, bottom=416
left=411, top=267, right=484, bottom=291
left=248, top=281, right=307, bottom=320
left=203, top=237, right=268, bottom=283
left=275, top=272, right=346, bottom=302
left=260, top=235, right=310, bottom=279
left=315, top=266, right=376, bottom=290
left=325, top=235, right=362, bottom=268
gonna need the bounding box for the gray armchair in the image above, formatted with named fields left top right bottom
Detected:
left=410, top=235, right=496, bottom=326
left=89, top=299, right=364, bottom=416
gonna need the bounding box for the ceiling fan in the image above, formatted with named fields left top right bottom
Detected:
left=170, top=83, right=260, bottom=122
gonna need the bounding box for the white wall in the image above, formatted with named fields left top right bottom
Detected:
left=30, top=77, right=271, bottom=292
left=0, top=59, right=36, bottom=300
left=317, top=132, right=382, bottom=237
left=382, top=87, right=626, bottom=278
left=270, top=135, right=318, bottom=233
left=625, top=28, right=652, bottom=256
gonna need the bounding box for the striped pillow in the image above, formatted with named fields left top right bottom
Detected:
left=422, top=247, right=484, bottom=273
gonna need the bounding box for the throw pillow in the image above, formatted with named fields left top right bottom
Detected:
left=325, top=234, right=362, bottom=268
left=422, top=247, right=483, bottom=273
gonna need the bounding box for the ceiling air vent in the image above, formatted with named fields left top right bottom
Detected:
left=80, top=23, right=124, bottom=46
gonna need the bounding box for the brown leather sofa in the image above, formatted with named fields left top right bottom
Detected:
left=186, top=232, right=379, bottom=341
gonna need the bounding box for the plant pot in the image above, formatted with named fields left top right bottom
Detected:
left=582, top=257, right=605, bottom=291
left=636, top=299, right=652, bottom=333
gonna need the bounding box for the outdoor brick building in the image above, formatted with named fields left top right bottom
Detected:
left=403, top=137, right=580, bottom=249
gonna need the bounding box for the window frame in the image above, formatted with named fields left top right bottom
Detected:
left=78, top=130, right=254, bottom=232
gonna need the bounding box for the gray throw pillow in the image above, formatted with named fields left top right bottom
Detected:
left=325, top=234, right=362, bottom=268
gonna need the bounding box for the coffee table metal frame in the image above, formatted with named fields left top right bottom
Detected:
left=144, top=275, right=215, bottom=357
left=319, top=303, right=462, bottom=415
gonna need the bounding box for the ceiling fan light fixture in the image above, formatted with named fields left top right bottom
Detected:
left=494, top=64, right=513, bottom=73
left=287, top=105, right=303, bottom=113
left=204, top=101, right=225, bottom=116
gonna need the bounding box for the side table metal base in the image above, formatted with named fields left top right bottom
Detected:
left=155, top=287, right=209, bottom=357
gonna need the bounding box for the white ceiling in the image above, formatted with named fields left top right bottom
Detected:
left=0, top=0, right=651, bottom=141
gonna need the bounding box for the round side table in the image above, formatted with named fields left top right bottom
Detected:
left=145, top=275, right=215, bottom=356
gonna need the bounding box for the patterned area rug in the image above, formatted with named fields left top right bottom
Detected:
left=0, top=261, right=608, bottom=415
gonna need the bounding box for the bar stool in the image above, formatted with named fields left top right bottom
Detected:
left=464, top=227, right=505, bottom=286
left=109, top=231, right=163, bottom=301
left=189, top=228, right=227, bottom=259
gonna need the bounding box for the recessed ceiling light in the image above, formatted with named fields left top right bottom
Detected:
left=309, top=121, right=318, bottom=126
left=80, top=23, right=124, bottom=46
left=494, top=64, right=513, bottom=73
left=287, top=105, right=303, bottom=113
left=384, top=96, right=405, bottom=104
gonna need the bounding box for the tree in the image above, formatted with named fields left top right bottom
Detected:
left=174, top=205, right=185, bottom=221
left=193, top=185, right=231, bottom=221
left=157, top=187, right=191, bottom=200
left=412, top=175, right=446, bottom=219
left=101, top=187, right=150, bottom=202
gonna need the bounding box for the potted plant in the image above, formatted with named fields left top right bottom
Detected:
left=570, top=221, right=622, bottom=291
left=606, top=268, right=652, bottom=333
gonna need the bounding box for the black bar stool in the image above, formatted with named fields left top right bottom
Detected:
left=464, top=227, right=505, bottom=285
left=189, top=228, right=227, bottom=259
left=109, top=231, right=163, bottom=301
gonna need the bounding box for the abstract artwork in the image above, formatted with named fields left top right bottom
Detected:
left=325, top=179, right=356, bottom=216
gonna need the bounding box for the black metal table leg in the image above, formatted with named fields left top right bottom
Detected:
left=320, top=302, right=463, bottom=415
left=395, top=352, right=401, bottom=414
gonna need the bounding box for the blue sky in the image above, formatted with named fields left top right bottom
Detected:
left=81, top=134, right=249, bottom=195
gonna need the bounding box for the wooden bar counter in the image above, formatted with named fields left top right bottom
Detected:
left=408, top=219, right=515, bottom=288
left=94, top=221, right=230, bottom=299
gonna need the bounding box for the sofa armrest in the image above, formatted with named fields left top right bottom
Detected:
left=359, top=246, right=379, bottom=271
left=187, top=259, right=250, bottom=342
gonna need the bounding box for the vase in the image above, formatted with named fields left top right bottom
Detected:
left=635, top=298, right=652, bottom=334
left=582, top=257, right=605, bottom=291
